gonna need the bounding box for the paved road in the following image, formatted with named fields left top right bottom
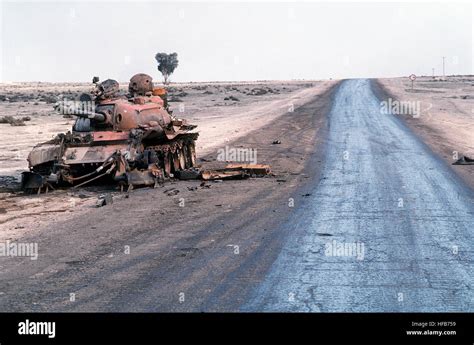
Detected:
left=243, top=79, right=474, bottom=312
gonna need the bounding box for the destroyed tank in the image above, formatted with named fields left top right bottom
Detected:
left=22, top=73, right=198, bottom=192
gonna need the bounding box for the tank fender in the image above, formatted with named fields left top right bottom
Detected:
left=27, top=144, right=62, bottom=167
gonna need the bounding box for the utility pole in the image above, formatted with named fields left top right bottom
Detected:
left=432, top=68, right=435, bottom=78
left=442, top=56, right=446, bottom=79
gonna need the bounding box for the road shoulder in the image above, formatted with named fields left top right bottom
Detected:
left=371, top=78, right=474, bottom=192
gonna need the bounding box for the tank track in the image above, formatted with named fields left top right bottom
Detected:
left=143, top=133, right=198, bottom=177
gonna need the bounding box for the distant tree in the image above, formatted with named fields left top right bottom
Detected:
left=155, top=52, right=179, bottom=84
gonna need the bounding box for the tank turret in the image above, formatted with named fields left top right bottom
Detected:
left=128, top=73, right=154, bottom=96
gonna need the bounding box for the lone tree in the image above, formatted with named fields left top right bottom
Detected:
left=155, top=52, right=179, bottom=84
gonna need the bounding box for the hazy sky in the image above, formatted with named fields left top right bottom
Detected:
left=0, top=0, right=472, bottom=82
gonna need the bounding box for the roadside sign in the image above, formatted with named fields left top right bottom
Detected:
left=409, top=74, right=416, bottom=90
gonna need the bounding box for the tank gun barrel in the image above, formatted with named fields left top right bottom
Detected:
left=55, top=101, right=106, bottom=122
left=70, top=111, right=106, bottom=122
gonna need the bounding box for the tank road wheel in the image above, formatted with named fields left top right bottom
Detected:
left=182, top=145, right=191, bottom=169
left=164, top=151, right=172, bottom=176
left=188, top=143, right=196, bottom=167
left=172, top=151, right=180, bottom=172
left=178, top=148, right=186, bottom=170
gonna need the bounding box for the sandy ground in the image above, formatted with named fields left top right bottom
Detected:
left=0, top=80, right=335, bottom=242
left=374, top=76, right=474, bottom=188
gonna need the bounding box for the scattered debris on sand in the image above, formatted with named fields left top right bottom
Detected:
left=453, top=155, right=474, bottom=165
left=96, top=193, right=113, bottom=207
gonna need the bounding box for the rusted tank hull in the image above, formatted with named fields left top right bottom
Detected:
left=22, top=131, right=198, bottom=192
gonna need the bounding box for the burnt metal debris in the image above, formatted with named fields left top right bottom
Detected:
left=201, top=164, right=271, bottom=181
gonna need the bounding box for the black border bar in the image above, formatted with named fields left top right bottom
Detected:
left=0, top=313, right=472, bottom=345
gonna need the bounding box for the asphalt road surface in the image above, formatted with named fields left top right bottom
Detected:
left=243, top=79, right=474, bottom=312
left=1, top=79, right=472, bottom=312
